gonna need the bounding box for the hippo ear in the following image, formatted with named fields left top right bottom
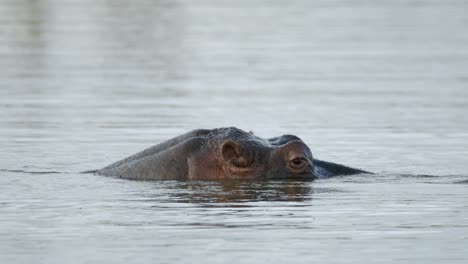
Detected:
left=221, top=140, right=252, bottom=169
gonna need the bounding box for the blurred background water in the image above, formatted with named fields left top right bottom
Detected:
left=0, top=0, right=467, bottom=263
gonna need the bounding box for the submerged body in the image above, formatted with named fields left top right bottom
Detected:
left=98, top=127, right=368, bottom=180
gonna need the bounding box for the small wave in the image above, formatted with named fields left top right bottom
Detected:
left=454, top=179, right=468, bottom=184
left=399, top=174, right=439, bottom=178
left=81, top=170, right=98, bottom=174
left=0, top=169, right=62, bottom=175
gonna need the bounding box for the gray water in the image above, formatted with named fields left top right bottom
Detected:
left=1, top=0, right=468, bottom=263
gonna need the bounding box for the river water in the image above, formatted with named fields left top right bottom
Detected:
left=1, top=0, right=468, bottom=263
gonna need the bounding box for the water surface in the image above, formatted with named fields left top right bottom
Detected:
left=1, top=0, right=468, bottom=263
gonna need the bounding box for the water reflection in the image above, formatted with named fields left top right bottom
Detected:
left=152, top=180, right=315, bottom=204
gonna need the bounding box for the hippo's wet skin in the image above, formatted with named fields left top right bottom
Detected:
left=98, top=127, right=369, bottom=180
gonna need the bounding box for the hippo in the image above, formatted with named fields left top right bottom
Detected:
left=98, top=127, right=368, bottom=180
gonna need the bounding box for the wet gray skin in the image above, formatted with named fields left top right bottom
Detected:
left=98, top=127, right=368, bottom=180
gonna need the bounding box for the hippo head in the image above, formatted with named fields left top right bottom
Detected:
left=210, top=128, right=316, bottom=180
left=99, top=127, right=367, bottom=181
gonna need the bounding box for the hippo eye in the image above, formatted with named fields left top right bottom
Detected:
left=292, top=159, right=303, bottom=165
left=289, top=158, right=307, bottom=168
